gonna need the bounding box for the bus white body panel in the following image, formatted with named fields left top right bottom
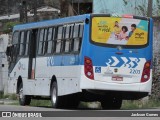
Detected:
left=80, top=66, right=152, bottom=93
left=8, top=59, right=152, bottom=96
left=8, top=57, right=82, bottom=96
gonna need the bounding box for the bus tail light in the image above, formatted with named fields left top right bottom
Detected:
left=84, top=57, right=94, bottom=80
left=141, top=61, right=151, bottom=83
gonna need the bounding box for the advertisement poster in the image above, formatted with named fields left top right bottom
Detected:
left=91, top=17, right=148, bottom=45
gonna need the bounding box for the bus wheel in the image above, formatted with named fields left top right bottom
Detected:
left=18, top=83, right=31, bottom=106
left=101, top=97, right=122, bottom=110
left=51, top=81, right=64, bottom=108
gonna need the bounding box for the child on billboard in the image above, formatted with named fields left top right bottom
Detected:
left=114, top=21, right=121, bottom=39
left=118, top=26, right=128, bottom=40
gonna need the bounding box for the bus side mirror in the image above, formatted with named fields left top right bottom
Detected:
left=6, top=46, right=12, bottom=57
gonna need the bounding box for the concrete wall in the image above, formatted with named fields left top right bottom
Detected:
left=0, top=34, right=9, bottom=94
left=151, top=18, right=160, bottom=99
left=153, top=19, right=160, bottom=73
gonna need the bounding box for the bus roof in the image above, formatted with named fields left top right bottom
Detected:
left=13, top=14, right=89, bottom=31
left=13, top=13, right=150, bottom=32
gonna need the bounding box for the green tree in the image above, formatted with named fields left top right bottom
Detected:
left=3, top=22, right=20, bottom=34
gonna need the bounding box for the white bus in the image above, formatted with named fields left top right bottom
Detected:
left=7, top=14, right=153, bottom=109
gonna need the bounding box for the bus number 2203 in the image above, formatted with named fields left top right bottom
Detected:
left=130, top=69, right=140, bottom=74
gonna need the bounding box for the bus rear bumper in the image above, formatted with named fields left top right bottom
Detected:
left=80, top=76, right=152, bottom=95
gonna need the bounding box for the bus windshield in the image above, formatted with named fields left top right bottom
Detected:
left=91, top=17, right=149, bottom=46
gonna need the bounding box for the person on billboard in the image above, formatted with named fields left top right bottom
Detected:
left=128, top=24, right=136, bottom=38
left=114, top=21, right=121, bottom=38
left=118, top=26, right=128, bottom=40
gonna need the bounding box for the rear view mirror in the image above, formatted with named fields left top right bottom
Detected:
left=6, top=45, right=12, bottom=57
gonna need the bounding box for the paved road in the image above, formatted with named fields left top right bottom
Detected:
left=0, top=104, right=160, bottom=111
left=0, top=105, right=160, bottom=120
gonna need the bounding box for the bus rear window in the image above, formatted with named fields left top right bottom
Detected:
left=91, top=17, right=149, bottom=46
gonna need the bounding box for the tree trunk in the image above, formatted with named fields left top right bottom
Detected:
left=60, top=0, right=70, bottom=17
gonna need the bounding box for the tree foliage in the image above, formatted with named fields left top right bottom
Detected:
left=123, top=0, right=128, bottom=6
left=3, top=22, right=21, bottom=34
left=123, top=0, right=148, bottom=16
left=136, top=4, right=147, bottom=16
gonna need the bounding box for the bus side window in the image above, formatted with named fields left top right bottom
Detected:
left=61, top=26, right=66, bottom=52
left=72, top=24, right=84, bottom=52
left=12, top=31, right=19, bottom=62
left=78, top=24, right=84, bottom=51
left=52, top=27, right=56, bottom=53
left=43, top=28, right=48, bottom=54
left=47, top=27, right=53, bottom=54
left=64, top=26, right=71, bottom=53
left=38, top=29, right=44, bottom=55
left=56, top=26, right=63, bottom=53
left=79, top=24, right=84, bottom=38
left=19, top=31, right=25, bottom=56
left=25, top=31, right=30, bottom=56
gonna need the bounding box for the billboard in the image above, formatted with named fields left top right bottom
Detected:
left=91, top=17, right=148, bottom=46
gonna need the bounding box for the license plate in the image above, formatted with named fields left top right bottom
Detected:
left=112, top=76, right=123, bottom=81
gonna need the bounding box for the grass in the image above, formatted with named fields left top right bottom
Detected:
left=0, top=92, right=3, bottom=99
left=9, top=101, right=19, bottom=105
left=30, top=100, right=51, bottom=107
left=29, top=99, right=160, bottom=109
left=7, top=99, right=52, bottom=107
left=0, top=92, right=18, bottom=105
left=2, top=93, right=160, bottom=109
left=8, top=94, right=17, bottom=100
left=0, top=93, right=17, bottom=100
left=0, top=92, right=17, bottom=100
left=122, top=99, right=160, bottom=109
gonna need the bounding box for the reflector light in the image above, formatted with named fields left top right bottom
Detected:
left=144, top=75, right=148, bottom=79
left=87, top=72, right=92, bottom=76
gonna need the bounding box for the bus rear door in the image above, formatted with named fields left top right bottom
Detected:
left=28, top=29, right=38, bottom=79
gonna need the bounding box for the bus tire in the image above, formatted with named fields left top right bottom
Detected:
left=51, top=81, right=64, bottom=108
left=101, top=97, right=122, bottom=110
left=18, top=83, right=31, bottom=106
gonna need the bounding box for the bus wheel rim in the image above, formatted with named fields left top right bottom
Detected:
left=52, top=88, right=57, bottom=103
left=19, top=88, right=23, bottom=99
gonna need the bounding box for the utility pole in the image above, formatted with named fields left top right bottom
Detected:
left=147, top=0, right=153, bottom=17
